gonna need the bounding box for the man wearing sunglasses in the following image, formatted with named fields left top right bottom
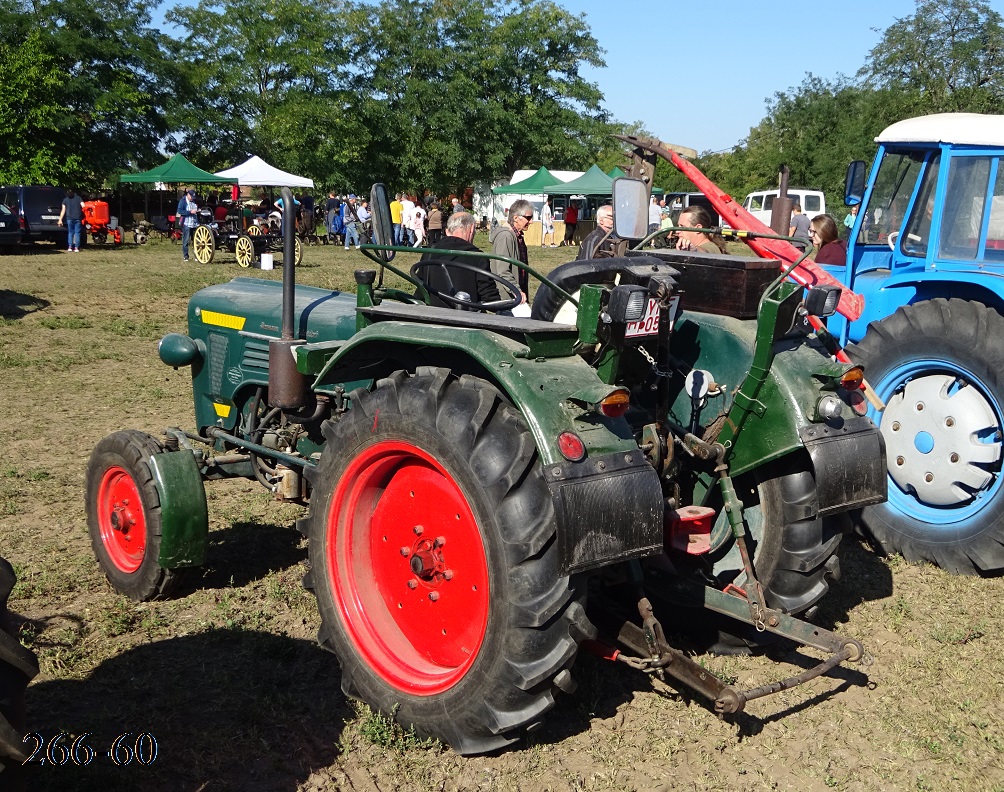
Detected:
left=489, top=198, right=533, bottom=302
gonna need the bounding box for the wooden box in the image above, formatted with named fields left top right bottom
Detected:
left=637, top=250, right=781, bottom=319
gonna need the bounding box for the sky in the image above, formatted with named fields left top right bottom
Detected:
left=575, top=0, right=944, bottom=153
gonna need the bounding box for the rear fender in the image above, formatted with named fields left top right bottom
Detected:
left=308, top=322, right=665, bottom=574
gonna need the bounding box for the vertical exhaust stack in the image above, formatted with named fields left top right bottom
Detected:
left=268, top=186, right=311, bottom=409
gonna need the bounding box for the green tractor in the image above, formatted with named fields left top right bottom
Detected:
left=85, top=176, right=885, bottom=754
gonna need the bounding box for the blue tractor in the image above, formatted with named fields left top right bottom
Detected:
left=825, top=113, right=1004, bottom=574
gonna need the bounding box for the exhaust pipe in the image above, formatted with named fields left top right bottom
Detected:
left=268, top=186, right=311, bottom=409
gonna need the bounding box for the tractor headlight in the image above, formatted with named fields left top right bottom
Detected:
left=804, top=285, right=842, bottom=317
left=159, top=333, right=205, bottom=369
left=607, top=285, right=648, bottom=323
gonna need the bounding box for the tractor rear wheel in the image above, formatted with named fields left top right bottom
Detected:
left=192, top=225, right=215, bottom=264
left=234, top=234, right=255, bottom=268
left=306, top=368, right=592, bottom=754
left=85, top=431, right=180, bottom=601
left=0, top=557, right=38, bottom=792
left=847, top=299, right=1004, bottom=574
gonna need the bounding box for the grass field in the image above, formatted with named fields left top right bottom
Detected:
left=2, top=236, right=1003, bottom=791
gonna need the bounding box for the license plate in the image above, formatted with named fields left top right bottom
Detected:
left=41, top=215, right=59, bottom=220
left=625, top=296, right=680, bottom=337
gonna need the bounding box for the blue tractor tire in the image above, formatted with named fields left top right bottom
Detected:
left=846, top=298, right=1004, bottom=574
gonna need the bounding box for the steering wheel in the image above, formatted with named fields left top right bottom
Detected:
left=410, top=259, right=522, bottom=312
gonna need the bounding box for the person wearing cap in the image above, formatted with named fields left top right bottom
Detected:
left=176, top=188, right=200, bottom=262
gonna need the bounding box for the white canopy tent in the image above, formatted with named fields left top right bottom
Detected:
left=214, top=156, right=314, bottom=188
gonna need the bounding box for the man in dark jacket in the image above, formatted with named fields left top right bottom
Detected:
left=418, top=210, right=503, bottom=309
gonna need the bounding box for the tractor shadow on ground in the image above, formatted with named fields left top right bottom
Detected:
left=0, top=289, right=50, bottom=320
left=184, top=518, right=308, bottom=594
left=26, top=628, right=350, bottom=792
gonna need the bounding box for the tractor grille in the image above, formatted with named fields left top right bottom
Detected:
left=241, top=340, right=270, bottom=371
left=208, top=332, right=228, bottom=395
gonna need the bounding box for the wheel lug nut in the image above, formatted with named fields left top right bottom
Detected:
left=443, top=569, right=453, bottom=581
left=428, top=591, right=440, bottom=602
left=945, top=417, right=955, bottom=427
left=925, top=473, right=934, bottom=483
left=400, top=547, right=411, bottom=556
left=434, top=536, right=446, bottom=548
left=891, top=421, right=901, bottom=431
left=916, top=402, right=925, bottom=412
left=407, top=580, right=417, bottom=589
left=413, top=525, right=424, bottom=535
left=950, top=453, right=960, bottom=463
left=896, top=456, right=905, bottom=466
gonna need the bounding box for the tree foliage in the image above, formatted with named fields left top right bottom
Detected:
left=860, top=0, right=1004, bottom=113
left=343, top=0, right=609, bottom=193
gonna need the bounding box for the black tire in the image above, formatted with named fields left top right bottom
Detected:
left=0, top=557, right=39, bottom=791
left=846, top=299, right=1004, bottom=574
left=85, top=431, right=180, bottom=601
left=305, top=368, right=593, bottom=754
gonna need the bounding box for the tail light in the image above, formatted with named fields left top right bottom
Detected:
left=594, top=389, right=630, bottom=418
left=840, top=366, right=865, bottom=390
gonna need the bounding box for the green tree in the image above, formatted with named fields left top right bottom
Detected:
left=860, top=0, right=1004, bottom=113
left=166, top=0, right=367, bottom=188
left=0, top=31, right=85, bottom=184
left=345, top=0, right=609, bottom=193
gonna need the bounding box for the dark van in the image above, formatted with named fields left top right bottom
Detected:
left=0, top=203, right=20, bottom=248
left=0, top=185, right=68, bottom=244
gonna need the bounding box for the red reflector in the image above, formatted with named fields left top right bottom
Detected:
left=557, top=431, right=586, bottom=462
left=597, top=389, right=631, bottom=418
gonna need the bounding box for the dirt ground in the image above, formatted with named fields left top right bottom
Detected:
left=1, top=238, right=1003, bottom=791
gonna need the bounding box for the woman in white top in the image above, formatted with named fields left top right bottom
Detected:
left=540, top=197, right=555, bottom=247
left=412, top=203, right=427, bottom=247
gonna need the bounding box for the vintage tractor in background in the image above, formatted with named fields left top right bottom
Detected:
left=82, top=201, right=122, bottom=246
left=84, top=181, right=885, bottom=754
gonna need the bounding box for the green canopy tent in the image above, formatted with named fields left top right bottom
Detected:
left=543, top=164, right=613, bottom=196
left=119, top=154, right=232, bottom=224
left=607, top=166, right=628, bottom=179
left=491, top=166, right=563, bottom=195
left=119, top=154, right=232, bottom=185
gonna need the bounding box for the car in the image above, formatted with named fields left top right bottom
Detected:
left=742, top=188, right=826, bottom=227
left=0, top=202, right=21, bottom=249
left=0, top=185, right=77, bottom=246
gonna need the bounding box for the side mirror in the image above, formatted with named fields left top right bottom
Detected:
left=369, top=183, right=395, bottom=261
left=612, top=177, right=649, bottom=240
left=844, top=161, right=866, bottom=207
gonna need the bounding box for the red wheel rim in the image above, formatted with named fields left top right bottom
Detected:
left=327, top=441, right=490, bottom=695
left=96, top=466, right=148, bottom=573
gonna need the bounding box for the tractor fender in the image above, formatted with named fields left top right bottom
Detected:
left=150, top=449, right=209, bottom=568
left=307, top=322, right=665, bottom=574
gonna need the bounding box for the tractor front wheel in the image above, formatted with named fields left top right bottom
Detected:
left=306, top=368, right=592, bottom=754
left=85, top=431, right=180, bottom=600
left=234, top=234, right=255, bottom=268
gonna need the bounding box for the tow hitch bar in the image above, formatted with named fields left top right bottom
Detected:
left=590, top=585, right=866, bottom=714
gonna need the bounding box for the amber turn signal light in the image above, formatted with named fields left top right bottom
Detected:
left=840, top=366, right=864, bottom=390
left=595, top=389, right=631, bottom=418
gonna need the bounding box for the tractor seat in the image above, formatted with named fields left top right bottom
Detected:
left=358, top=302, right=578, bottom=348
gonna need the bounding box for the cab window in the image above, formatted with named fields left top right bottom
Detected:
left=860, top=151, right=928, bottom=245
left=747, top=194, right=763, bottom=211
left=937, top=156, right=990, bottom=260
left=986, top=164, right=1004, bottom=261
left=899, top=156, right=940, bottom=257
left=803, top=194, right=821, bottom=213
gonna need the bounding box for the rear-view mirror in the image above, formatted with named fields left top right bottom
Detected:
left=612, top=178, right=649, bottom=240
left=369, top=183, right=395, bottom=262
left=844, top=161, right=866, bottom=207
